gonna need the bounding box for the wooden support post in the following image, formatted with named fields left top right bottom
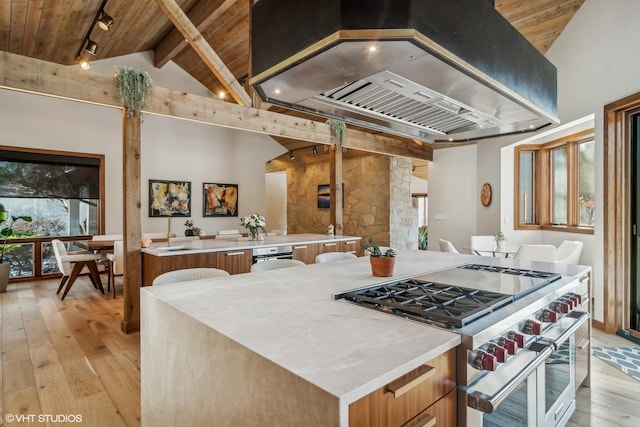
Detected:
left=329, top=143, right=343, bottom=235
left=121, top=113, right=143, bottom=334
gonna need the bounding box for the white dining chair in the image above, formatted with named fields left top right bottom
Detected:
left=52, top=239, right=105, bottom=300
left=439, top=239, right=459, bottom=254
left=152, top=268, right=230, bottom=285
left=470, top=235, right=496, bottom=256
left=513, top=244, right=557, bottom=263
left=92, top=234, right=123, bottom=241
left=106, top=240, right=124, bottom=298
left=555, top=240, right=583, bottom=265
left=250, top=259, right=305, bottom=272
left=315, top=252, right=357, bottom=263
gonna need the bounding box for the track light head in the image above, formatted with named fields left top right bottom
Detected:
left=78, top=58, right=91, bottom=70
left=289, top=151, right=295, bottom=160
left=98, top=11, right=114, bottom=31
left=312, top=146, right=318, bottom=156
left=83, top=39, right=98, bottom=56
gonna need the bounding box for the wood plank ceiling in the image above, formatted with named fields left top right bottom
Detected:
left=0, top=0, right=585, bottom=179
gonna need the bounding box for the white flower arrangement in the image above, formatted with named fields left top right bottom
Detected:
left=241, top=213, right=266, bottom=239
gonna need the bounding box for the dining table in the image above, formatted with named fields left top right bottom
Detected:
left=464, top=245, right=520, bottom=258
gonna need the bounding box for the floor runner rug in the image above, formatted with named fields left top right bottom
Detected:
left=592, top=347, right=640, bottom=382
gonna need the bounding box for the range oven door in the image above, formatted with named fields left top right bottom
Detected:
left=461, top=311, right=589, bottom=427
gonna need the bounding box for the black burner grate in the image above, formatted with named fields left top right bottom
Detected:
left=335, top=278, right=513, bottom=329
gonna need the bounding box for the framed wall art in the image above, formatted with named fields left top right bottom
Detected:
left=317, top=183, right=344, bottom=209
left=203, top=183, right=239, bottom=217
left=149, top=179, right=191, bottom=217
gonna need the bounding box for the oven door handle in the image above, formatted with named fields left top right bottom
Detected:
left=466, top=343, right=553, bottom=414
left=542, top=311, right=590, bottom=351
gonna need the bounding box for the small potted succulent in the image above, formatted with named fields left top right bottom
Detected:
left=363, top=235, right=397, bottom=277
left=0, top=204, right=32, bottom=292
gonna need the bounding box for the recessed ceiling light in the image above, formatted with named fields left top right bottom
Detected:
left=218, top=91, right=226, bottom=99
left=274, top=88, right=281, bottom=95
left=368, top=46, right=377, bottom=52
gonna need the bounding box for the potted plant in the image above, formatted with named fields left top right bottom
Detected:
left=364, top=235, right=397, bottom=277
left=184, top=219, right=201, bottom=237
left=241, top=213, right=266, bottom=240
left=494, top=231, right=507, bottom=252
left=0, top=204, right=32, bottom=292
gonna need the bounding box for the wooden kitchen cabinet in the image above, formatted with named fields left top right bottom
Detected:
left=291, top=244, right=318, bottom=264
left=216, top=249, right=252, bottom=275
left=341, top=238, right=363, bottom=256
left=317, top=241, right=340, bottom=254
left=349, top=348, right=456, bottom=427
left=142, top=251, right=219, bottom=285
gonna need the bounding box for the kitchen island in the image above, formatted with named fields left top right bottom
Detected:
left=141, top=233, right=363, bottom=283
left=140, top=251, right=591, bottom=426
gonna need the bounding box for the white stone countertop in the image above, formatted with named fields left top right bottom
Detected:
left=141, top=250, right=591, bottom=406
left=140, top=233, right=361, bottom=257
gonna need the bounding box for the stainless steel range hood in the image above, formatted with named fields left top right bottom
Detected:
left=250, top=0, right=559, bottom=143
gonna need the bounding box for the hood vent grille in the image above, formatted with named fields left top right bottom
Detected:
left=317, top=71, right=504, bottom=136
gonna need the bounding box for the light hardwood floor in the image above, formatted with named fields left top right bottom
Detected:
left=1, top=277, right=639, bottom=426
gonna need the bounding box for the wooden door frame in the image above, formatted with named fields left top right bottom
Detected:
left=603, top=91, right=640, bottom=335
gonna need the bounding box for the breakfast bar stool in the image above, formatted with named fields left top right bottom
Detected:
left=152, top=268, right=230, bottom=285
left=315, top=252, right=357, bottom=263
left=250, top=259, right=305, bottom=272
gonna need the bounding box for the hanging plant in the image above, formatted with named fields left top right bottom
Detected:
left=330, top=119, right=347, bottom=145
left=115, top=66, right=153, bottom=118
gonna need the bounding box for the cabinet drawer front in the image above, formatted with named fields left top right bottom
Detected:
left=349, top=348, right=456, bottom=427
left=383, top=348, right=456, bottom=426
left=401, top=389, right=456, bottom=427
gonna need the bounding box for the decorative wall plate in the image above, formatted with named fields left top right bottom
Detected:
left=481, top=183, right=492, bottom=207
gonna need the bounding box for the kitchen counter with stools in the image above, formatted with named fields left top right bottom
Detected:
left=141, top=233, right=364, bottom=283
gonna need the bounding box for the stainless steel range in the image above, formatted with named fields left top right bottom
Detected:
left=335, top=263, right=590, bottom=427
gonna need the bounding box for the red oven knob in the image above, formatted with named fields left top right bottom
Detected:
left=561, top=297, right=575, bottom=310
left=542, top=309, right=558, bottom=323
left=571, top=293, right=583, bottom=304
left=470, top=351, right=498, bottom=371
left=554, top=301, right=570, bottom=313
left=487, top=343, right=508, bottom=363
left=523, top=319, right=542, bottom=335
left=507, top=331, right=527, bottom=348
left=497, top=337, right=517, bottom=355
left=567, top=294, right=581, bottom=306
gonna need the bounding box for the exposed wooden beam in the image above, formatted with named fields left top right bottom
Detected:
left=153, top=0, right=236, bottom=68
left=0, top=51, right=432, bottom=160
left=154, top=0, right=253, bottom=106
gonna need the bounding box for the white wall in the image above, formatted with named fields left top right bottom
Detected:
left=0, top=51, right=284, bottom=236
left=264, top=171, right=287, bottom=233
left=428, top=145, right=477, bottom=252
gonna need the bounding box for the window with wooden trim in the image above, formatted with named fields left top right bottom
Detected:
left=514, top=129, right=595, bottom=234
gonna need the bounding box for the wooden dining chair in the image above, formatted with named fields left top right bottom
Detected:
left=106, top=240, right=124, bottom=298
left=52, top=239, right=105, bottom=300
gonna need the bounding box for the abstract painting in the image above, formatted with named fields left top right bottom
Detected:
left=149, top=180, right=191, bottom=217
left=203, top=183, right=238, bottom=217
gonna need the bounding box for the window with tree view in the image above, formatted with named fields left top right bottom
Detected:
left=515, top=130, right=595, bottom=233
left=0, top=149, right=102, bottom=278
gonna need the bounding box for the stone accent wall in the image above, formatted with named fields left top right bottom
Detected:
left=390, top=157, right=417, bottom=250
left=285, top=152, right=416, bottom=249
left=286, top=153, right=391, bottom=245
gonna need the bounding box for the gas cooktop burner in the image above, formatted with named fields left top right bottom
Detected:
left=457, top=263, right=559, bottom=280
left=335, top=278, right=513, bottom=329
